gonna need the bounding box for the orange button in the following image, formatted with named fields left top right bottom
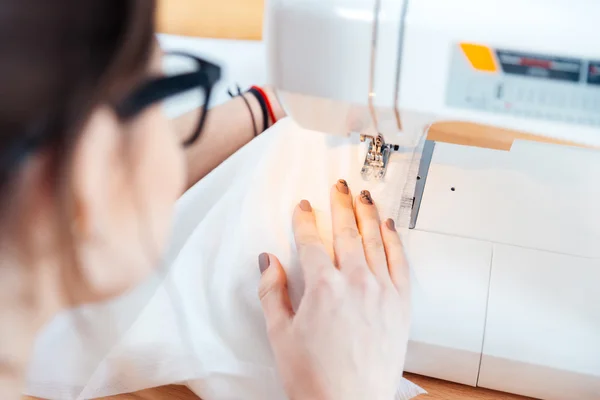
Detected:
left=460, top=43, right=498, bottom=73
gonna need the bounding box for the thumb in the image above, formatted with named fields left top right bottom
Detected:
left=258, top=253, right=294, bottom=338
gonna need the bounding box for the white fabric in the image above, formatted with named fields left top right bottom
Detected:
left=26, top=118, right=425, bottom=400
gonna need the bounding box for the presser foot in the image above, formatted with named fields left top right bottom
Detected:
left=360, top=134, right=400, bottom=180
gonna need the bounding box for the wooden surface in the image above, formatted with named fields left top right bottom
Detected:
left=156, top=0, right=264, bottom=40
left=25, top=377, right=535, bottom=400
left=405, top=374, right=534, bottom=400
left=98, top=377, right=534, bottom=400
left=427, top=121, right=590, bottom=151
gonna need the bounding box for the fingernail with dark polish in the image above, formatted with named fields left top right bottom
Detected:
left=336, top=179, right=349, bottom=194
left=299, top=200, right=312, bottom=212
left=259, top=253, right=270, bottom=274
left=386, top=218, right=396, bottom=232
left=360, top=190, right=373, bottom=205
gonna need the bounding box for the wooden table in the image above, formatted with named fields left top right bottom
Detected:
left=91, top=377, right=533, bottom=400
left=157, top=0, right=264, bottom=40
left=89, top=377, right=534, bottom=400
left=405, top=374, right=534, bottom=400
left=154, top=1, right=544, bottom=399
left=26, top=377, right=534, bottom=400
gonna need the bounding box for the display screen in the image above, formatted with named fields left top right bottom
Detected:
left=496, top=50, right=581, bottom=83
left=588, top=62, right=600, bottom=85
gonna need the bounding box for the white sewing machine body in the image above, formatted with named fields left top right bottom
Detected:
left=266, top=1, right=600, bottom=399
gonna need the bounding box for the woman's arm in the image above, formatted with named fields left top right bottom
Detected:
left=174, top=87, right=285, bottom=191
left=153, top=39, right=283, bottom=190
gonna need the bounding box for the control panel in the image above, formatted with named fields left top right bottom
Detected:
left=446, top=44, right=600, bottom=127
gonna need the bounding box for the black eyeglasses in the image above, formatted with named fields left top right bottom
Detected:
left=1, top=52, right=220, bottom=176
left=116, top=51, right=222, bottom=147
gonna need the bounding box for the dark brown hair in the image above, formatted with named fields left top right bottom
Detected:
left=0, top=0, right=156, bottom=197
left=0, top=1, right=156, bottom=286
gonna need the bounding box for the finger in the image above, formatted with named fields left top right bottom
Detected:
left=381, top=219, right=410, bottom=295
left=355, top=190, right=388, bottom=280
left=258, top=253, right=294, bottom=340
left=293, top=200, right=334, bottom=286
left=330, top=180, right=368, bottom=275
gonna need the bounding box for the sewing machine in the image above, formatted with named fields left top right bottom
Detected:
left=265, top=1, right=600, bottom=399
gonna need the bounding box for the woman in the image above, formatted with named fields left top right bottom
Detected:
left=1, top=1, right=411, bottom=399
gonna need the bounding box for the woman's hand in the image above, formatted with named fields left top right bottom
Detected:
left=258, top=180, right=411, bottom=400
